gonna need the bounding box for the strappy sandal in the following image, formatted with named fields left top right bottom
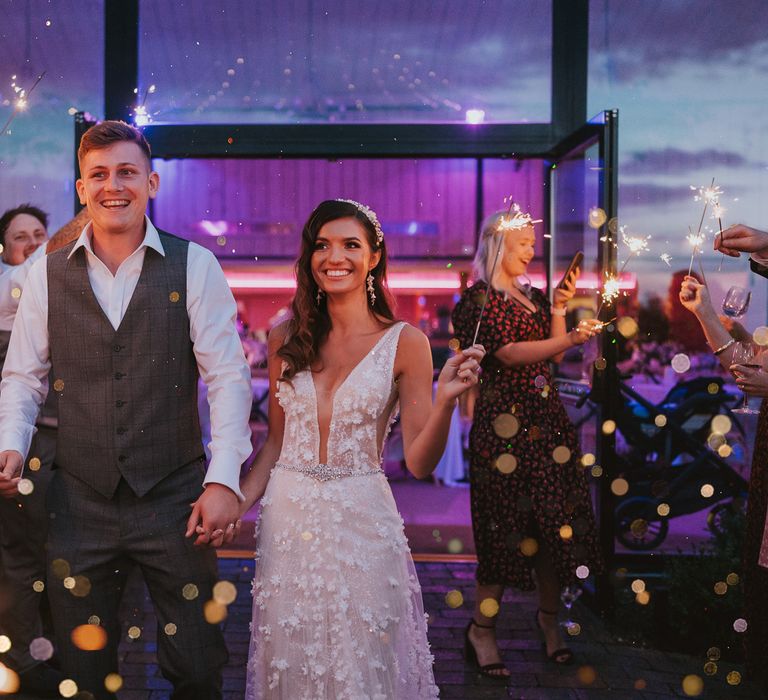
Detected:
left=536, top=608, right=574, bottom=664
left=464, top=619, right=510, bottom=680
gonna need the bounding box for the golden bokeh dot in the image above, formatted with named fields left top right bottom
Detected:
left=631, top=579, right=646, bottom=594
left=726, top=573, right=740, bottom=586
left=63, top=576, right=75, bottom=590
left=448, top=338, right=461, bottom=353
left=602, top=420, right=616, bottom=435
left=654, top=414, right=667, bottom=428
left=88, top=616, right=101, bottom=626
left=32, top=580, right=45, bottom=592
left=104, top=674, right=123, bottom=693
left=711, top=414, right=732, bottom=435
left=445, top=590, right=463, bottom=608
left=635, top=590, right=650, bottom=605
left=59, top=679, right=79, bottom=698
left=0, top=665, right=19, bottom=694
left=726, top=670, right=742, bottom=685
left=0, top=635, right=11, bottom=653
left=53, top=379, right=65, bottom=392
left=703, top=661, right=717, bottom=676
left=707, top=382, right=720, bottom=395
left=657, top=503, right=671, bottom=517
left=71, top=575, right=92, bottom=598
left=52, top=559, right=70, bottom=579
left=559, top=525, right=573, bottom=540
left=552, top=446, right=572, bottom=464
left=594, top=357, right=607, bottom=371
left=617, top=317, right=639, bottom=338
left=28, top=456, right=41, bottom=471
left=630, top=519, right=648, bottom=538
left=204, top=600, right=227, bottom=624
left=714, top=581, right=728, bottom=595
left=301, top=530, right=313, bottom=541
left=17, top=478, right=34, bottom=496
left=169, top=291, right=180, bottom=303
left=700, top=484, right=714, bottom=498
left=717, top=444, right=733, bottom=458
left=494, top=453, right=517, bottom=474
left=182, top=583, right=199, bottom=600
left=11, top=287, right=21, bottom=299
left=566, top=622, right=581, bottom=636
left=577, top=665, right=596, bottom=685
left=588, top=207, right=607, bottom=228
left=707, top=433, right=726, bottom=450
left=164, top=623, right=178, bottom=636
left=753, top=326, right=768, bottom=346
left=591, top=465, right=603, bottom=478
left=520, top=538, right=539, bottom=557
left=707, top=646, right=721, bottom=661
left=127, top=626, right=142, bottom=640
left=479, top=598, right=500, bottom=618
left=581, top=453, right=595, bottom=467
left=71, top=624, right=107, bottom=651
left=212, top=581, right=237, bottom=606
left=447, top=538, right=463, bottom=554
left=216, top=236, right=226, bottom=247
left=610, top=478, right=629, bottom=496
left=492, top=413, right=519, bottom=438
left=634, top=679, right=647, bottom=690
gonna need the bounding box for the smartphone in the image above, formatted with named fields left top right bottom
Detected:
left=559, top=251, right=584, bottom=289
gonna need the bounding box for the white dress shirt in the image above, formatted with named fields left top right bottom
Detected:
left=0, top=246, right=45, bottom=332
left=0, top=218, right=252, bottom=499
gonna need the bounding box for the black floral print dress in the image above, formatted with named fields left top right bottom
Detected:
left=452, top=281, right=603, bottom=589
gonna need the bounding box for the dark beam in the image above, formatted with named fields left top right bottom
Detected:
left=104, top=0, right=139, bottom=121
left=142, top=123, right=555, bottom=159
left=551, top=0, right=589, bottom=138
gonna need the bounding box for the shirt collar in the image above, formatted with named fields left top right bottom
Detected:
left=67, top=216, right=166, bottom=259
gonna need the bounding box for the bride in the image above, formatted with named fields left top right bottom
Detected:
left=239, top=199, right=483, bottom=699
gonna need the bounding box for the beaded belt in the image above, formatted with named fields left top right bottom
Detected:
left=275, top=462, right=382, bottom=482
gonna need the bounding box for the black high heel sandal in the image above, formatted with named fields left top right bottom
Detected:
left=535, top=608, right=574, bottom=665
left=464, top=619, right=510, bottom=680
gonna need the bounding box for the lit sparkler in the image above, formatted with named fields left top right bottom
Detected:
left=132, top=84, right=157, bottom=126
left=686, top=179, right=720, bottom=277
left=660, top=253, right=672, bottom=266
left=1, top=71, right=46, bottom=137
left=595, top=228, right=649, bottom=316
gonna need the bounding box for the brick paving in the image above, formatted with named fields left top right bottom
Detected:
left=13, top=558, right=762, bottom=699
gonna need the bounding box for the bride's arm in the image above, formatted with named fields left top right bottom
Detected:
left=239, top=323, right=288, bottom=512
left=395, top=325, right=483, bottom=479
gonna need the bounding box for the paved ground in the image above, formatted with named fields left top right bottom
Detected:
left=12, top=558, right=762, bottom=699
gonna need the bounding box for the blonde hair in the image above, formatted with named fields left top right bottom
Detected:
left=471, top=211, right=509, bottom=289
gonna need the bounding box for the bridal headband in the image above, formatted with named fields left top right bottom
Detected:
left=336, top=199, right=384, bottom=246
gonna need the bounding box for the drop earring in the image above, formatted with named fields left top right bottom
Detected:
left=367, top=273, right=376, bottom=306
left=316, top=288, right=324, bottom=305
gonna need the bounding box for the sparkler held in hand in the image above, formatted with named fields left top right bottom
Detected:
left=595, top=229, right=650, bottom=318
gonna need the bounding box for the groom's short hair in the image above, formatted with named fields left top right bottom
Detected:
left=78, top=120, right=152, bottom=170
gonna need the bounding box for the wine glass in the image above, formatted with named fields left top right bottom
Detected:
left=731, top=342, right=760, bottom=415
left=560, top=585, right=582, bottom=633
left=722, top=286, right=751, bottom=319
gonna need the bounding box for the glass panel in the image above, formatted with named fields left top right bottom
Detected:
left=0, top=1, right=104, bottom=228
left=139, top=0, right=551, bottom=124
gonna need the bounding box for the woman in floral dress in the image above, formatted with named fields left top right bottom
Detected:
left=452, top=212, right=603, bottom=677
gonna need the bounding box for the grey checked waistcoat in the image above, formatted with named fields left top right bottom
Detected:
left=46, top=232, right=204, bottom=498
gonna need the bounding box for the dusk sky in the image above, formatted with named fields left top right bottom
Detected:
left=1, top=0, right=766, bottom=312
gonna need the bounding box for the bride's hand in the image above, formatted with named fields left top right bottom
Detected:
left=435, top=344, right=485, bottom=404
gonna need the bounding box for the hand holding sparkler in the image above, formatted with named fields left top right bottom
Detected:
left=569, top=318, right=605, bottom=346
left=714, top=224, right=768, bottom=258
left=595, top=229, right=650, bottom=318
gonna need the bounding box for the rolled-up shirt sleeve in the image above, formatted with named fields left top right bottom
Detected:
left=0, top=256, right=50, bottom=457
left=186, top=244, right=252, bottom=501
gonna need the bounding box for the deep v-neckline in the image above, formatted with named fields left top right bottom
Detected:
left=309, top=323, right=400, bottom=463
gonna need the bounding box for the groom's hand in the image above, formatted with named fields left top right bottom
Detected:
left=185, top=483, right=240, bottom=547
left=0, top=451, right=23, bottom=498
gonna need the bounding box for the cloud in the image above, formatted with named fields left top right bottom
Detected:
left=623, top=148, right=755, bottom=175
left=619, top=183, right=694, bottom=205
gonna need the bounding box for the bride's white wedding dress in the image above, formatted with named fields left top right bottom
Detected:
left=245, top=322, right=439, bottom=699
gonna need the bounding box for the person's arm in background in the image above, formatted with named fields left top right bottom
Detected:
left=46, top=208, right=90, bottom=254
left=714, top=224, right=768, bottom=278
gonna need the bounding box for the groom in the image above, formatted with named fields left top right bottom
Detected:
left=0, top=121, right=252, bottom=699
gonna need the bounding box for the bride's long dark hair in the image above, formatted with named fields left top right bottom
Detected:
left=278, top=200, right=396, bottom=382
